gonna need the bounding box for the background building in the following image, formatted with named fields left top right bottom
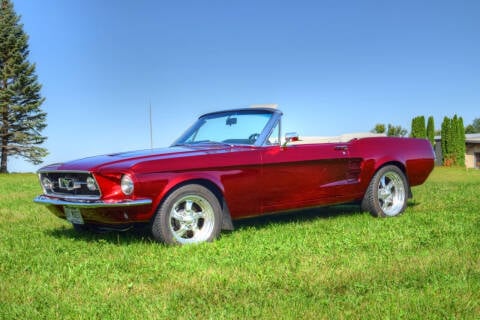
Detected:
left=434, top=134, right=480, bottom=169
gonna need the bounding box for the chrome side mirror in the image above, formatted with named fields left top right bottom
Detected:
left=283, top=132, right=299, bottom=147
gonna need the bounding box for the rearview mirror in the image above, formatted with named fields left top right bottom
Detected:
left=226, top=117, right=237, bottom=126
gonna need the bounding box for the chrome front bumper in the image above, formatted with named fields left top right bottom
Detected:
left=34, top=195, right=152, bottom=208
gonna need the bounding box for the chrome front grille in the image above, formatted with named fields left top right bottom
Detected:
left=39, top=171, right=101, bottom=199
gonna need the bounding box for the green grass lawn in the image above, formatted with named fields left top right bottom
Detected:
left=1, top=167, right=479, bottom=319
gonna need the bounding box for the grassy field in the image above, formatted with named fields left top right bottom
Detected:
left=0, top=167, right=479, bottom=319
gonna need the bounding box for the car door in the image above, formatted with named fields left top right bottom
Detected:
left=213, top=146, right=263, bottom=219
left=259, top=142, right=353, bottom=213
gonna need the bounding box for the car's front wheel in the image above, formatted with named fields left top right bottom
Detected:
left=361, top=165, right=409, bottom=217
left=151, top=184, right=223, bottom=245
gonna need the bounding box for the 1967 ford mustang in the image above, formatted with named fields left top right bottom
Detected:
left=35, top=107, right=435, bottom=244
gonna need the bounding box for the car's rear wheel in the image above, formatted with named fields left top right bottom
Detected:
left=361, top=165, right=408, bottom=217
left=151, top=184, right=223, bottom=245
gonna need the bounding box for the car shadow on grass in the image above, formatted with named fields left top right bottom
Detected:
left=46, top=224, right=157, bottom=245
left=233, top=200, right=422, bottom=231
left=232, top=204, right=364, bottom=230
left=45, top=203, right=396, bottom=244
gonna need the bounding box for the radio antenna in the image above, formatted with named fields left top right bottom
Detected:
left=149, top=102, right=153, bottom=149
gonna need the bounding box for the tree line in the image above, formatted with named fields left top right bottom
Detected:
left=373, top=115, right=480, bottom=167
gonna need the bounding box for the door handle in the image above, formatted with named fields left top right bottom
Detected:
left=334, top=145, right=348, bottom=151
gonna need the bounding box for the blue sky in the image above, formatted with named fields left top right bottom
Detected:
left=10, top=0, right=480, bottom=172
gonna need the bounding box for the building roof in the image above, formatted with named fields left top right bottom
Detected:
left=466, top=133, right=480, bottom=143
left=434, top=133, right=480, bottom=143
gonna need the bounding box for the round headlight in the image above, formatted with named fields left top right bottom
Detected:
left=121, top=174, right=134, bottom=195
left=86, top=177, right=98, bottom=191
left=42, top=177, right=53, bottom=191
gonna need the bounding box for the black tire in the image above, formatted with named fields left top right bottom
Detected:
left=151, top=184, right=223, bottom=245
left=361, top=165, right=409, bottom=218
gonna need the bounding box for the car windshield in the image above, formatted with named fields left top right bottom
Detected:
left=173, top=110, right=275, bottom=146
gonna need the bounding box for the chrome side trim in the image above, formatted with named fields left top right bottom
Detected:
left=34, top=195, right=152, bottom=208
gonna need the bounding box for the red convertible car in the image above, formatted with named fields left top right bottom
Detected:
left=35, top=107, right=435, bottom=245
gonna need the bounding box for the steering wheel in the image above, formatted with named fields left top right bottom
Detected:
left=248, top=133, right=260, bottom=144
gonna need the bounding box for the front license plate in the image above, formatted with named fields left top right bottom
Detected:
left=64, top=207, right=84, bottom=225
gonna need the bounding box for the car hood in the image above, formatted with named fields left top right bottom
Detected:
left=38, top=145, right=236, bottom=172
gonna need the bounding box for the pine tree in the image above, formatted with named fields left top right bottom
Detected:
left=411, top=116, right=426, bottom=138
left=426, top=116, right=435, bottom=147
left=441, top=117, right=452, bottom=166
left=441, top=115, right=466, bottom=167
left=410, top=118, right=417, bottom=137
left=451, top=115, right=459, bottom=166
left=0, top=0, right=47, bottom=173
left=457, top=116, right=466, bottom=167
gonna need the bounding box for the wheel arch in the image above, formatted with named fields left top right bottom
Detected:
left=153, top=177, right=234, bottom=231
left=375, top=160, right=406, bottom=174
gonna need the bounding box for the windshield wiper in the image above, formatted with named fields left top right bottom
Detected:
left=194, top=140, right=233, bottom=147
left=172, top=141, right=233, bottom=147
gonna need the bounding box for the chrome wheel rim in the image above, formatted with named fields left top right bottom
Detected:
left=169, top=195, right=215, bottom=244
left=377, top=171, right=405, bottom=216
